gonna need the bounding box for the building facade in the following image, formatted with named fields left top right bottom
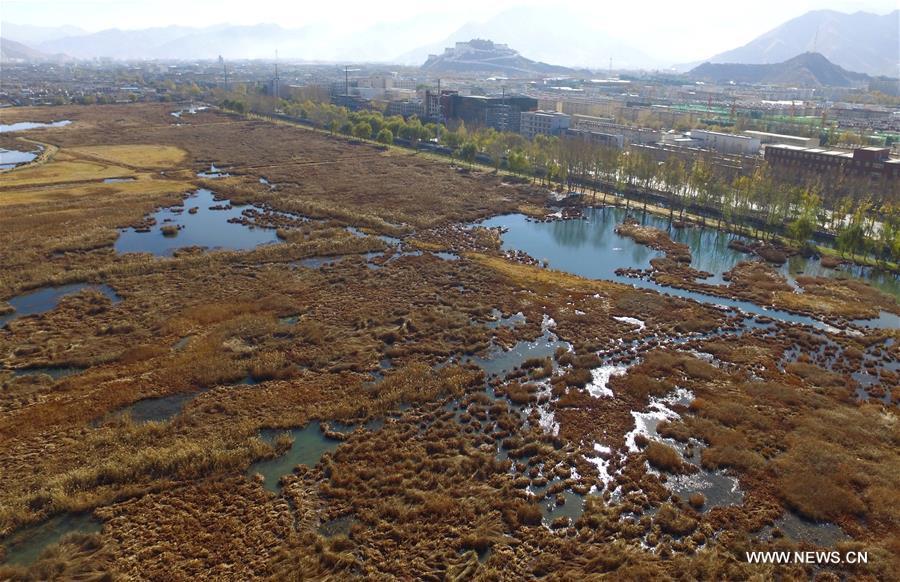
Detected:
left=519, top=110, right=571, bottom=139
left=764, top=145, right=900, bottom=181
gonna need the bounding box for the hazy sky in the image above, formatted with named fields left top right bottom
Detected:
left=2, top=0, right=897, bottom=62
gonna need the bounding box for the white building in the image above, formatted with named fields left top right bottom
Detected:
left=520, top=110, right=571, bottom=139
left=743, top=130, right=819, bottom=148
left=689, top=129, right=761, bottom=155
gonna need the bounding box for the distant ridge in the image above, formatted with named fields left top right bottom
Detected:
left=689, top=52, right=871, bottom=87
left=0, top=37, right=47, bottom=62
left=421, top=39, right=576, bottom=77
left=706, top=10, right=899, bottom=78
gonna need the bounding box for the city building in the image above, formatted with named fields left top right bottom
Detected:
left=443, top=94, right=537, bottom=133
left=519, top=110, right=571, bottom=139
left=564, top=128, right=624, bottom=149
left=385, top=99, right=426, bottom=118
left=689, top=129, right=761, bottom=155
left=570, top=115, right=660, bottom=145
left=764, top=145, right=900, bottom=180
left=743, top=130, right=819, bottom=148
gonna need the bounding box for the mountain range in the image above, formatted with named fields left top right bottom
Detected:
left=0, top=8, right=895, bottom=77
left=704, top=10, right=898, bottom=78
left=689, top=52, right=871, bottom=87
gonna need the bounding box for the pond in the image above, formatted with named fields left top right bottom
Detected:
left=1, top=283, right=121, bottom=327
left=114, top=189, right=281, bottom=256
left=247, top=423, right=341, bottom=493
left=0, top=120, right=71, bottom=133
left=2, top=512, right=101, bottom=566
left=478, top=209, right=897, bottom=330
left=0, top=148, right=38, bottom=170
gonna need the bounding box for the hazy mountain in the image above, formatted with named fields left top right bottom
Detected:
left=397, top=7, right=662, bottom=70
left=38, top=26, right=199, bottom=59
left=421, top=39, right=576, bottom=76
left=705, top=10, right=899, bottom=78
left=0, top=22, right=86, bottom=45
left=689, top=52, right=870, bottom=87
left=0, top=37, right=47, bottom=62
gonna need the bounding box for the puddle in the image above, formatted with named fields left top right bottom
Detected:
left=624, top=387, right=743, bottom=509
left=0, top=120, right=71, bottom=133
left=296, top=256, right=347, bottom=269
left=0, top=148, right=38, bottom=170
left=1, top=513, right=100, bottom=566
left=757, top=512, right=848, bottom=547
left=115, top=189, right=280, bottom=256
left=433, top=252, right=460, bottom=261
left=463, top=316, right=570, bottom=378
left=7, top=366, right=83, bottom=380
left=585, top=364, right=630, bottom=398
left=197, top=164, right=230, bottom=178
left=485, top=309, right=526, bottom=329
left=1, top=283, right=121, bottom=327
left=318, top=515, right=357, bottom=537
left=248, top=423, right=341, bottom=493
left=102, top=177, right=135, bottom=183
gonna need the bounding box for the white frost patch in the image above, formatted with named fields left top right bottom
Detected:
left=575, top=309, right=585, bottom=316
left=530, top=380, right=559, bottom=436
left=586, top=364, right=629, bottom=398
left=585, top=444, right=616, bottom=488
left=613, top=316, right=646, bottom=331
left=541, top=314, right=557, bottom=331
left=624, top=388, right=694, bottom=452
left=547, top=211, right=563, bottom=219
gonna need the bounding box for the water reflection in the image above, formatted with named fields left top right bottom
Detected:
left=1, top=283, right=121, bottom=327
left=0, top=120, right=71, bottom=133
left=115, top=189, right=280, bottom=256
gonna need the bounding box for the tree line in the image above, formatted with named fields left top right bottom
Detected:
left=224, top=96, right=899, bottom=266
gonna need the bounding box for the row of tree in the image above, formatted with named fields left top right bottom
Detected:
left=225, top=96, right=899, bottom=265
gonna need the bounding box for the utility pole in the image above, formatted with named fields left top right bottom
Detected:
left=436, top=78, right=441, bottom=142
left=274, top=49, right=280, bottom=101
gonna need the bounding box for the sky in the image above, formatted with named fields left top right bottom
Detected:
left=1, top=0, right=897, bottom=63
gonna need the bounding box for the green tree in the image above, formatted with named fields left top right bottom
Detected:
left=458, top=142, right=477, bottom=167
left=352, top=121, right=373, bottom=140
left=376, top=128, right=394, bottom=145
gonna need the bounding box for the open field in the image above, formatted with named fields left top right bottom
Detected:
left=0, top=103, right=897, bottom=580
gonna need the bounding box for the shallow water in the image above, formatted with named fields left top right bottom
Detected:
left=0, top=120, right=71, bottom=133
left=9, top=366, right=83, bottom=380
left=0, top=148, right=38, bottom=170
left=1, top=283, right=121, bottom=327
left=248, top=423, right=341, bottom=493
left=115, top=189, right=280, bottom=256
left=478, top=209, right=897, bottom=330
left=2, top=513, right=100, bottom=566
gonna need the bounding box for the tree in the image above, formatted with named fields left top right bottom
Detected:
left=507, top=150, right=531, bottom=176
left=352, top=121, right=373, bottom=140
left=787, top=190, right=821, bottom=246
left=376, top=128, right=393, bottom=145
left=458, top=142, right=477, bottom=167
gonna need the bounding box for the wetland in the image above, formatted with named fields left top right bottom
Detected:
left=0, top=103, right=896, bottom=580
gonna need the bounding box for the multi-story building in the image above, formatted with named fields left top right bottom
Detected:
left=570, top=115, right=660, bottom=145
left=443, top=94, right=537, bottom=132
left=743, top=130, right=819, bottom=148
left=764, top=145, right=900, bottom=180
left=689, top=129, right=761, bottom=155
left=385, top=99, right=426, bottom=118
left=519, top=110, right=571, bottom=139
left=564, top=128, right=624, bottom=149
